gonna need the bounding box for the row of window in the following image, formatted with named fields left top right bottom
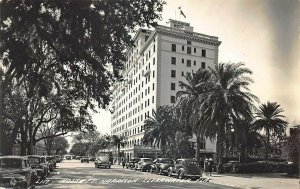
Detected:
left=171, top=57, right=206, bottom=68
left=171, top=43, right=206, bottom=57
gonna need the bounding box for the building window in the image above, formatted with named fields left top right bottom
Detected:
left=153, top=57, right=155, bottom=65
left=187, top=40, right=191, bottom=45
left=181, top=71, right=184, bottom=76
left=171, top=96, right=176, bottom=103
left=201, top=62, right=206, bottom=69
left=153, top=45, right=156, bottom=52
left=181, top=59, right=184, bottom=64
left=202, top=49, right=206, bottom=57
left=194, top=61, right=196, bottom=66
left=153, top=70, right=155, bottom=78
left=187, top=59, right=191, bottom=67
left=152, top=83, right=155, bottom=90
left=171, top=83, right=175, bottom=90
left=171, top=70, right=176, bottom=78
left=194, top=47, right=196, bottom=53
left=171, top=57, right=176, bottom=65
left=187, top=47, right=191, bottom=54
left=182, top=45, right=184, bottom=51
left=172, top=44, right=176, bottom=52
left=152, top=96, right=154, bottom=103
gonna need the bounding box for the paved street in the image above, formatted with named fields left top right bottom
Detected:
left=37, top=160, right=233, bottom=189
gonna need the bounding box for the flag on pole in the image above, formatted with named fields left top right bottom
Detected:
left=178, top=6, right=186, bottom=18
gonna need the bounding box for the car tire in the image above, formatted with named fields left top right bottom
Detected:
left=168, top=170, right=172, bottom=177
left=87, top=161, right=89, bottom=163
left=178, top=171, right=185, bottom=180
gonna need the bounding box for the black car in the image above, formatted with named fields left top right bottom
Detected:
left=27, top=155, right=49, bottom=180
left=150, top=158, right=174, bottom=175
left=126, top=158, right=139, bottom=169
left=167, top=159, right=201, bottom=180
left=81, top=156, right=89, bottom=163
left=0, top=156, right=38, bottom=189
left=45, top=156, right=56, bottom=171
left=135, top=158, right=153, bottom=172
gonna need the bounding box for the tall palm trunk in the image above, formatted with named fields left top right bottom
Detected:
left=195, top=132, right=201, bottom=163
left=265, top=127, right=270, bottom=160
left=217, top=125, right=225, bottom=173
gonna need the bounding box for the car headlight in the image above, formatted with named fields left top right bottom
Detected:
left=9, top=178, right=17, bottom=187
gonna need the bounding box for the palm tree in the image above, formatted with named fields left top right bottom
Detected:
left=252, top=102, right=287, bottom=160
left=111, top=135, right=126, bottom=164
left=142, top=106, right=179, bottom=150
left=199, top=63, right=258, bottom=173
left=176, top=69, right=212, bottom=163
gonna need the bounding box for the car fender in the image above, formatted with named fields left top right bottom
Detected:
left=178, top=168, right=186, bottom=175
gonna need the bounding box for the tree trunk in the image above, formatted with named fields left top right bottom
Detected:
left=265, top=127, right=270, bottom=160
left=195, top=133, right=201, bottom=164
left=217, top=126, right=225, bottom=174
left=20, top=130, right=27, bottom=155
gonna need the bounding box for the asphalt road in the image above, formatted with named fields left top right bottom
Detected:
left=36, top=159, right=235, bottom=189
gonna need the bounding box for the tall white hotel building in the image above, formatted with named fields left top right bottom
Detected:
left=110, top=20, right=221, bottom=160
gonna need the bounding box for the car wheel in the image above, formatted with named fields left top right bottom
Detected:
left=150, top=167, right=153, bottom=173
left=178, top=171, right=185, bottom=179
left=87, top=161, right=89, bottom=163
left=159, top=169, right=163, bottom=175
left=168, top=170, right=172, bottom=177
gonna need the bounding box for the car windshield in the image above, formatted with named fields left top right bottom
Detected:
left=161, top=159, right=173, bottom=164
left=28, top=157, right=40, bottom=164
left=0, top=158, right=22, bottom=169
left=143, top=159, right=153, bottom=163
left=46, top=157, right=54, bottom=160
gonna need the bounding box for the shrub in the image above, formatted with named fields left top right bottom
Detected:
left=224, top=161, right=293, bottom=173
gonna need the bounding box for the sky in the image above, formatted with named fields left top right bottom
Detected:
left=92, top=0, right=300, bottom=135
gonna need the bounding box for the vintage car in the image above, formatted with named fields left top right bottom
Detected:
left=45, top=156, right=56, bottom=171
left=167, top=159, right=201, bottom=180
left=150, top=158, right=174, bottom=175
left=65, top=155, right=72, bottom=160
left=94, top=156, right=111, bottom=169
left=134, top=158, right=153, bottom=172
left=0, top=156, right=38, bottom=189
left=81, top=156, right=89, bottom=163
left=27, top=155, right=49, bottom=180
left=76, top=156, right=81, bottom=160
left=126, top=158, right=139, bottom=169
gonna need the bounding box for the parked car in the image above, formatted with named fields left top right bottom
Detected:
left=45, top=156, right=56, bottom=171
left=126, top=158, right=139, bottom=169
left=65, top=155, right=72, bottom=160
left=150, top=158, right=174, bottom=175
left=167, top=159, right=201, bottom=180
left=27, top=155, right=49, bottom=180
left=76, top=156, right=81, bottom=160
left=95, top=156, right=111, bottom=169
left=54, top=155, right=62, bottom=163
left=135, top=158, right=153, bottom=172
left=0, top=156, right=38, bottom=189
left=89, top=156, right=95, bottom=161
left=81, top=156, right=89, bottom=163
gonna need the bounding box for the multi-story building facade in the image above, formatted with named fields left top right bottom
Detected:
left=110, top=20, right=221, bottom=160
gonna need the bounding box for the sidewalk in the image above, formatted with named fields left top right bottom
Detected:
left=202, top=173, right=299, bottom=189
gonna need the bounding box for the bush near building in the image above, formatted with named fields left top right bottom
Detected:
left=224, top=161, right=297, bottom=174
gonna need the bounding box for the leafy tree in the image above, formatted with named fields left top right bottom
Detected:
left=52, top=136, right=69, bottom=155
left=142, top=106, right=180, bottom=157
left=252, top=102, right=288, bottom=160
left=199, top=63, right=258, bottom=173
left=110, top=135, right=126, bottom=164
left=0, top=0, right=165, bottom=155
left=282, top=126, right=299, bottom=165
left=70, top=143, right=87, bottom=156
left=176, top=69, right=212, bottom=163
